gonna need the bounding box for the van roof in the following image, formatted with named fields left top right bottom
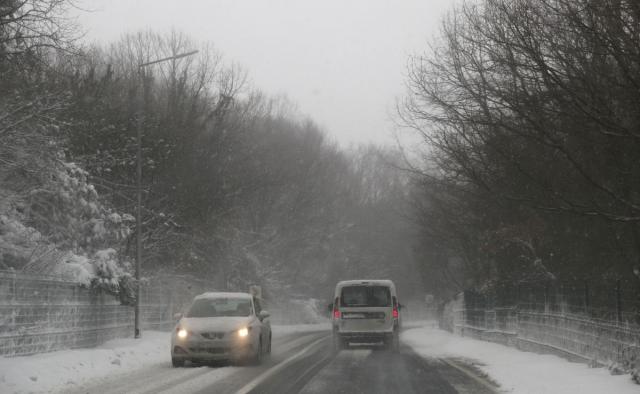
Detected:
left=335, top=279, right=396, bottom=289
left=194, top=292, right=252, bottom=300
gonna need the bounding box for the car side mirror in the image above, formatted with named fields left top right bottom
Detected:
left=173, top=312, right=182, bottom=320
left=398, top=304, right=405, bottom=311
left=258, top=310, right=270, bottom=321
left=327, top=303, right=333, bottom=312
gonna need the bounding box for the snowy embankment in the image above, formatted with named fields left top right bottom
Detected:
left=402, top=323, right=639, bottom=394
left=0, top=331, right=170, bottom=394
left=0, top=324, right=329, bottom=394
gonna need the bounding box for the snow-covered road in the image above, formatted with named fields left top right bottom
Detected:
left=0, top=324, right=328, bottom=394
left=65, top=329, right=330, bottom=394
left=2, top=322, right=638, bottom=393
left=1, top=323, right=494, bottom=394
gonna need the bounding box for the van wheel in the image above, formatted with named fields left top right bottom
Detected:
left=333, top=335, right=346, bottom=352
left=386, top=331, right=399, bottom=352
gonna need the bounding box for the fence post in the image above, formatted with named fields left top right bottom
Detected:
left=583, top=281, right=590, bottom=315
left=529, top=285, right=535, bottom=311
left=615, top=279, right=622, bottom=325
left=544, top=282, right=549, bottom=313
left=168, top=280, right=174, bottom=330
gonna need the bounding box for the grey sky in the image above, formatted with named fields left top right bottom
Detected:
left=75, top=0, right=451, bottom=146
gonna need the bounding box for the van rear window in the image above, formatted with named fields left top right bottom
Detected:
left=340, top=286, right=391, bottom=307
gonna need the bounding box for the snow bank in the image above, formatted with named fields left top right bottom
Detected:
left=0, top=331, right=171, bottom=394
left=402, top=324, right=639, bottom=394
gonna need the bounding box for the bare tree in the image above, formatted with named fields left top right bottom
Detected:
left=401, top=0, right=640, bottom=290
left=0, top=0, right=78, bottom=57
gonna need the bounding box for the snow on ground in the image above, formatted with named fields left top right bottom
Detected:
left=402, top=323, right=639, bottom=394
left=9, top=320, right=632, bottom=394
left=0, top=331, right=171, bottom=394
left=0, top=324, right=330, bottom=394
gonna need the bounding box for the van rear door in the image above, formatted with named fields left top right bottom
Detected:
left=339, top=285, right=393, bottom=332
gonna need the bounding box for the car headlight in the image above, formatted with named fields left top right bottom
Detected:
left=177, top=328, right=188, bottom=339
left=238, top=327, right=249, bottom=338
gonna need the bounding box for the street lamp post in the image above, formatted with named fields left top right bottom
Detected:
left=134, top=50, right=198, bottom=339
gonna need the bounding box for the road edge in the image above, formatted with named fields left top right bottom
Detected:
left=438, top=357, right=502, bottom=393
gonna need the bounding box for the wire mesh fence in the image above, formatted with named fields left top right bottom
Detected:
left=0, top=270, right=327, bottom=356
left=449, top=279, right=640, bottom=377
left=0, top=271, right=214, bottom=356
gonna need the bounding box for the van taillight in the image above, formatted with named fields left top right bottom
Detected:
left=392, top=307, right=399, bottom=319
left=333, top=297, right=340, bottom=319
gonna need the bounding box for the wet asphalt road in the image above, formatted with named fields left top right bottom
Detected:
left=66, top=329, right=498, bottom=394
left=239, top=336, right=497, bottom=394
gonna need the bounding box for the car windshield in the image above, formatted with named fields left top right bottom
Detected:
left=340, top=286, right=391, bottom=307
left=185, top=298, right=252, bottom=318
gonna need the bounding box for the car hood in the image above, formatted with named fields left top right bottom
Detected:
left=178, top=316, right=252, bottom=333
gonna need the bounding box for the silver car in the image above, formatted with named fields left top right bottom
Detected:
left=171, top=292, right=271, bottom=366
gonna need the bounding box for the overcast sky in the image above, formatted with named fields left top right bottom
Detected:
left=74, top=0, right=452, bottom=146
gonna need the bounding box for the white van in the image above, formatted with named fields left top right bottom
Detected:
left=329, top=280, right=401, bottom=351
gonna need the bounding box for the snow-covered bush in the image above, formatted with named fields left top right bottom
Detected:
left=49, top=248, right=136, bottom=304
left=0, top=96, right=134, bottom=300
left=28, top=162, right=133, bottom=253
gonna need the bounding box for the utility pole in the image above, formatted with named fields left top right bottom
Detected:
left=135, top=88, right=143, bottom=339
left=134, top=50, right=198, bottom=339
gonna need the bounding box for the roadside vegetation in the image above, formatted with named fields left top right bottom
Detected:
left=5, top=0, right=637, bottom=308
left=401, top=0, right=640, bottom=300
left=0, top=0, right=418, bottom=300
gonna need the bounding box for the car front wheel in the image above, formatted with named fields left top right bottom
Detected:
left=171, top=357, right=185, bottom=368
left=250, top=339, right=263, bottom=365
left=266, top=333, right=272, bottom=355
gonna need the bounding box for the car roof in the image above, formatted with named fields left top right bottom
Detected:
left=194, top=292, right=253, bottom=300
